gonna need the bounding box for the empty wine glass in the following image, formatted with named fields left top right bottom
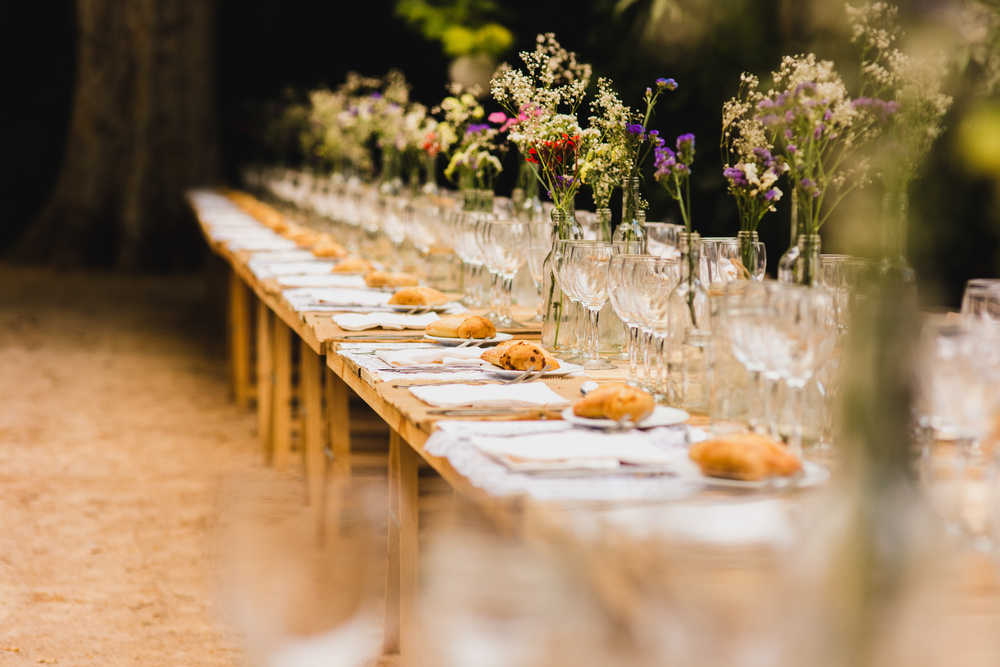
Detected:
left=608, top=253, right=644, bottom=386
left=552, top=239, right=587, bottom=363
left=526, top=220, right=553, bottom=323
left=628, top=255, right=681, bottom=399
left=562, top=240, right=616, bottom=369
left=453, top=210, right=488, bottom=307
left=483, top=218, right=529, bottom=328
left=762, top=284, right=838, bottom=457
left=716, top=238, right=767, bottom=282
left=720, top=281, right=771, bottom=434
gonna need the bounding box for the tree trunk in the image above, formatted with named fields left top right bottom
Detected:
left=12, top=0, right=220, bottom=269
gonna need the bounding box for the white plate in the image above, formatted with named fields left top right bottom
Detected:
left=486, top=361, right=582, bottom=378
left=560, top=405, right=690, bottom=430
left=423, top=332, right=514, bottom=346
left=391, top=302, right=460, bottom=313
left=681, top=459, right=831, bottom=491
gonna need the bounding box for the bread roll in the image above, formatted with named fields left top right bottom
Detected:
left=364, top=270, right=420, bottom=289
left=480, top=340, right=560, bottom=372
left=572, top=383, right=655, bottom=422
left=688, top=433, right=802, bottom=481
left=311, top=234, right=348, bottom=258
left=331, top=257, right=375, bottom=273
left=387, top=286, right=450, bottom=307
left=425, top=314, right=496, bottom=339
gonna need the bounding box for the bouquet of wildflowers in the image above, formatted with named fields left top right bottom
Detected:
left=491, top=33, right=596, bottom=213
left=580, top=77, right=674, bottom=212
left=753, top=53, right=893, bottom=236
left=653, top=133, right=696, bottom=232
left=721, top=73, right=789, bottom=234
left=430, top=85, right=505, bottom=191
left=847, top=2, right=952, bottom=192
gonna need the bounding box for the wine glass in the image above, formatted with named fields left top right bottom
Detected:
left=475, top=213, right=503, bottom=322
left=562, top=241, right=616, bottom=369
left=627, top=255, right=681, bottom=399
left=552, top=239, right=587, bottom=363
left=716, top=238, right=767, bottom=282
left=608, top=253, right=643, bottom=386
left=483, top=218, right=529, bottom=328
left=762, top=283, right=838, bottom=457
left=452, top=210, right=487, bottom=307
left=720, top=281, right=771, bottom=434
left=526, top=220, right=553, bottom=323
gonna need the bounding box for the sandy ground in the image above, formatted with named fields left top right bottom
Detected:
left=0, top=264, right=261, bottom=666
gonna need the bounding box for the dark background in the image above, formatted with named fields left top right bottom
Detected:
left=3, top=0, right=996, bottom=305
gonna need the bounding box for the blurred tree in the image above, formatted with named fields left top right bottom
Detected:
left=12, top=0, right=220, bottom=269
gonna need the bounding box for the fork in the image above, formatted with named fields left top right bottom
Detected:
left=391, top=365, right=540, bottom=388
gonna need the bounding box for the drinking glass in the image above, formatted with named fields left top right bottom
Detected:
left=483, top=219, right=529, bottom=328
left=526, top=220, right=553, bottom=323
left=762, top=284, right=838, bottom=457
left=452, top=210, right=487, bottom=307
left=719, top=281, right=771, bottom=434
left=961, top=278, right=1000, bottom=320
left=716, top=238, right=767, bottom=281
left=552, top=239, right=587, bottom=363
left=562, top=241, right=616, bottom=369
left=608, top=254, right=643, bottom=386
left=628, top=256, right=681, bottom=399
left=475, top=213, right=503, bottom=321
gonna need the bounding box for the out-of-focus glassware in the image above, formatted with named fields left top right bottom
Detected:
left=608, top=253, right=643, bottom=386
left=541, top=207, right=584, bottom=351
left=630, top=256, right=681, bottom=400
left=763, top=283, right=837, bottom=457
left=667, top=232, right=713, bottom=414
left=961, top=278, right=1000, bottom=320
left=525, top=220, right=552, bottom=323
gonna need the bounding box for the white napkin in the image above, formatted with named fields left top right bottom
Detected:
left=409, top=383, right=570, bottom=409
left=283, top=288, right=391, bottom=309
left=334, top=312, right=442, bottom=331
left=471, top=430, right=680, bottom=471
left=262, top=261, right=339, bottom=276
left=377, top=347, right=488, bottom=366
left=278, top=274, right=367, bottom=288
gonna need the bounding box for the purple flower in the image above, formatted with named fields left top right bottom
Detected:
left=675, top=133, right=695, bottom=163
left=764, top=188, right=780, bottom=201
left=657, top=78, right=678, bottom=91
left=466, top=123, right=490, bottom=135
left=626, top=123, right=646, bottom=137
left=370, top=92, right=383, bottom=99
left=648, top=129, right=663, bottom=147
left=852, top=97, right=899, bottom=123
left=800, top=178, right=821, bottom=198
left=814, top=123, right=826, bottom=139
left=724, top=166, right=747, bottom=187
left=787, top=144, right=798, bottom=155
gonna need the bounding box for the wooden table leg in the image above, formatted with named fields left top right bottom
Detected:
left=326, top=367, right=352, bottom=480
left=227, top=270, right=254, bottom=409
left=272, top=317, right=293, bottom=471
left=255, top=300, right=274, bottom=459
left=384, top=430, right=420, bottom=666
left=300, top=340, right=324, bottom=511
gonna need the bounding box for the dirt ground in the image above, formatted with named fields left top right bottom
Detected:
left=0, top=263, right=263, bottom=666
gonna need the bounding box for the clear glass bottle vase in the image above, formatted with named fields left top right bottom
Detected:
left=612, top=176, right=647, bottom=252
left=667, top=232, right=713, bottom=414
left=878, top=189, right=916, bottom=287
left=541, top=204, right=583, bottom=351
left=736, top=230, right=760, bottom=281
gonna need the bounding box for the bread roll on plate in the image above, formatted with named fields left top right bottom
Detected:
left=480, top=339, right=560, bottom=372
left=572, top=382, right=655, bottom=422
left=365, top=270, right=420, bottom=289
left=688, top=433, right=802, bottom=481
left=332, top=257, right=375, bottom=273
left=387, top=286, right=450, bottom=307
left=425, top=314, right=496, bottom=339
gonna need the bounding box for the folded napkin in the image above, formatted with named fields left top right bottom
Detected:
left=334, top=312, right=442, bottom=331
left=279, top=274, right=368, bottom=288
left=409, top=383, right=570, bottom=409
left=377, top=346, right=488, bottom=367
left=283, top=287, right=392, bottom=309
left=470, top=430, right=680, bottom=471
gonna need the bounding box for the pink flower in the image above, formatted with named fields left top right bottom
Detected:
left=488, top=111, right=508, bottom=124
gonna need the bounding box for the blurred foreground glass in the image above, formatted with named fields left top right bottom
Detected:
left=218, top=477, right=383, bottom=667
left=563, top=241, right=615, bottom=369
left=961, top=278, right=1000, bottom=320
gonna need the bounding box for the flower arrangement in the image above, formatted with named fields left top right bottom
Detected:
left=653, top=133, right=696, bottom=232
left=721, top=73, right=789, bottom=234
left=752, top=53, right=893, bottom=237
left=491, top=33, right=596, bottom=214
left=847, top=2, right=952, bottom=192
left=430, top=85, right=506, bottom=192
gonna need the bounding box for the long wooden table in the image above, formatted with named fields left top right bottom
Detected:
left=191, top=188, right=1000, bottom=667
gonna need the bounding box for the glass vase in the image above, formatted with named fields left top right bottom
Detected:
left=541, top=204, right=583, bottom=351
left=779, top=234, right=822, bottom=287
left=613, top=176, right=647, bottom=252
left=879, top=189, right=917, bottom=288
left=737, top=230, right=760, bottom=281
left=667, top=232, right=713, bottom=414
